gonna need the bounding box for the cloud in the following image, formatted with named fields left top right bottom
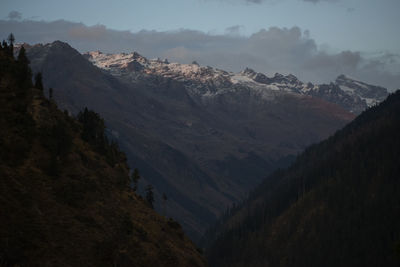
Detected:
left=0, top=19, right=398, bottom=90
left=225, top=25, right=244, bottom=35
left=302, top=0, right=338, bottom=3
left=203, top=0, right=265, bottom=4
left=347, top=7, right=356, bottom=13
left=304, top=51, right=362, bottom=72
left=7, top=11, right=22, bottom=20
left=209, top=0, right=339, bottom=4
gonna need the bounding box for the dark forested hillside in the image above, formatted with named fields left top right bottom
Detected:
left=205, top=90, right=400, bottom=267
left=0, top=39, right=206, bottom=267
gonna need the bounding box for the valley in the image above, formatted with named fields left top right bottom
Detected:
left=23, top=41, right=388, bottom=241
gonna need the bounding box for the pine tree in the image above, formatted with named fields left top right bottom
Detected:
left=1, top=40, right=7, bottom=51
left=131, top=168, right=140, bottom=192
left=77, top=107, right=106, bottom=146
left=7, top=33, right=15, bottom=46
left=17, top=46, right=32, bottom=87
left=49, top=87, right=53, bottom=99
left=162, top=193, right=168, bottom=216
left=7, top=33, right=15, bottom=56
left=145, top=185, right=154, bottom=209
left=34, top=72, right=44, bottom=91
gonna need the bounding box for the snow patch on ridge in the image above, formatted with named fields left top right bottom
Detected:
left=85, top=50, right=388, bottom=114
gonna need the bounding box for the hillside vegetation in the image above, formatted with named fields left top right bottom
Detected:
left=205, top=88, right=400, bottom=266
left=0, top=39, right=206, bottom=267
left=25, top=41, right=353, bottom=240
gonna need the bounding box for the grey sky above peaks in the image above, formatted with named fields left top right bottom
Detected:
left=233, top=0, right=338, bottom=3
left=0, top=0, right=399, bottom=90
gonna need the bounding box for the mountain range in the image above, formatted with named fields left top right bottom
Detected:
left=85, top=50, right=387, bottom=115
left=21, top=41, right=388, bottom=241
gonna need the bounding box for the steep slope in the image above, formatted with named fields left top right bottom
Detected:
left=304, top=75, right=388, bottom=114
left=0, top=43, right=206, bottom=267
left=25, top=41, right=354, bottom=241
left=205, top=91, right=400, bottom=267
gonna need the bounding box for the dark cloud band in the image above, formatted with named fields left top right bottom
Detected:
left=230, top=0, right=339, bottom=4
left=0, top=18, right=398, bottom=90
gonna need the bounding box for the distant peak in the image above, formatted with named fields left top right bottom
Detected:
left=335, top=74, right=360, bottom=83
left=335, top=74, right=357, bottom=83
left=90, top=50, right=103, bottom=56
left=242, top=67, right=256, bottom=76
left=50, top=40, right=72, bottom=49
left=286, top=74, right=299, bottom=81
left=130, top=51, right=145, bottom=59
left=335, top=74, right=387, bottom=92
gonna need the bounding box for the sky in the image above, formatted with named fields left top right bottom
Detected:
left=0, top=0, right=399, bottom=90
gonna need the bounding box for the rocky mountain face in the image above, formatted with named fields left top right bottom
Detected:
left=85, top=50, right=388, bottom=115
left=25, top=41, right=357, bottom=241
left=305, top=74, right=388, bottom=114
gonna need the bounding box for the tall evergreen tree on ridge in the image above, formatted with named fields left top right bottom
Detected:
left=6, top=33, right=14, bottom=56
left=146, top=184, right=155, bottom=209
left=34, top=72, right=43, bottom=91
left=17, top=46, right=32, bottom=87
left=131, top=168, right=140, bottom=192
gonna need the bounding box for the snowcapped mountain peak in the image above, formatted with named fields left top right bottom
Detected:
left=242, top=67, right=257, bottom=77
left=334, top=74, right=388, bottom=107
left=270, top=73, right=300, bottom=85
left=85, top=50, right=149, bottom=70
left=336, top=74, right=349, bottom=81
left=286, top=74, right=300, bottom=83
left=336, top=74, right=370, bottom=90
left=84, top=49, right=388, bottom=114
left=85, top=50, right=235, bottom=86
